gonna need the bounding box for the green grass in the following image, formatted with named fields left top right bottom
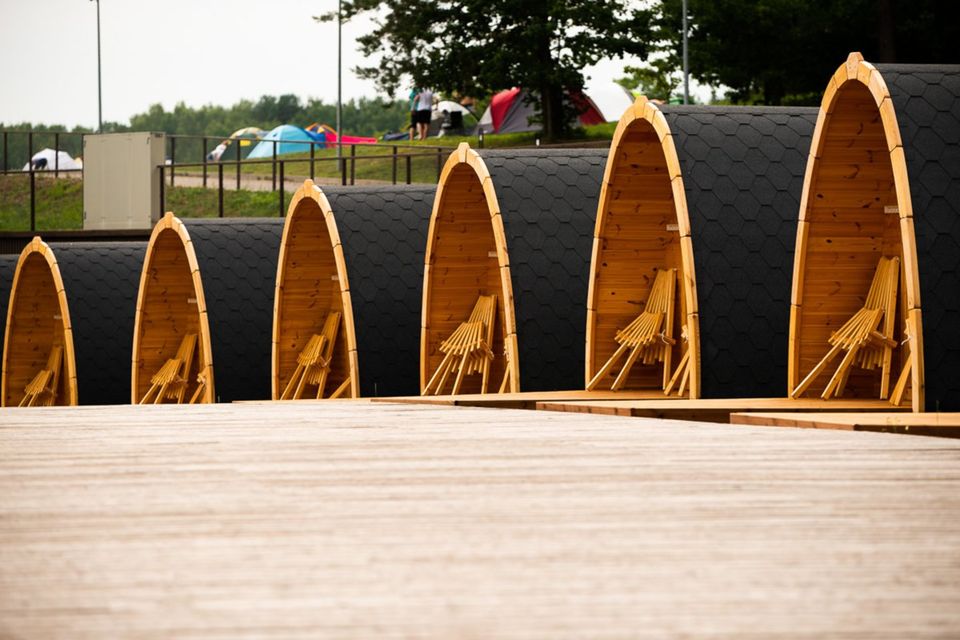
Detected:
left=0, top=176, right=290, bottom=231
left=0, top=175, right=84, bottom=231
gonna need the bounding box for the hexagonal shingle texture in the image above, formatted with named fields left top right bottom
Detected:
left=0, top=254, right=20, bottom=368
left=877, top=64, right=960, bottom=411
left=183, top=219, right=283, bottom=402
left=477, top=149, right=606, bottom=392
left=322, top=185, right=434, bottom=398
left=49, top=242, right=147, bottom=405
left=662, top=105, right=818, bottom=399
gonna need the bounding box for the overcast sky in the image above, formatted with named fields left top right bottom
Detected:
left=0, top=0, right=649, bottom=129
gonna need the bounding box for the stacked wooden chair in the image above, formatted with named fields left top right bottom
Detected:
left=19, top=344, right=64, bottom=407
left=281, top=311, right=350, bottom=400
left=423, top=294, right=498, bottom=396
left=139, top=334, right=198, bottom=404
left=587, top=268, right=677, bottom=392
left=792, top=256, right=900, bottom=400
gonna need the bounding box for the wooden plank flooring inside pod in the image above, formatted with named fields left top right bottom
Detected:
left=1, top=401, right=959, bottom=637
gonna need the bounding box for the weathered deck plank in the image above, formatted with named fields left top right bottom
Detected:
left=536, top=396, right=902, bottom=422
left=732, top=411, right=960, bottom=438
left=1, top=401, right=958, bottom=638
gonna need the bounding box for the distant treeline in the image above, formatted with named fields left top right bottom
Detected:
left=1, top=95, right=410, bottom=168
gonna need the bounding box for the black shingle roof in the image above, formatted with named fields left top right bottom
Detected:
left=477, top=149, right=606, bottom=392
left=181, top=218, right=283, bottom=402
left=662, top=105, right=818, bottom=399
left=876, top=64, right=960, bottom=411
left=0, top=254, right=18, bottom=368
left=321, top=185, right=434, bottom=397
left=49, top=242, right=147, bottom=405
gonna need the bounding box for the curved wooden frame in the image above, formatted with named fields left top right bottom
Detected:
left=131, top=213, right=215, bottom=404
left=1, top=237, right=78, bottom=406
left=421, top=143, right=520, bottom=394
left=586, top=97, right=701, bottom=397
left=271, top=180, right=360, bottom=399
left=789, top=52, right=923, bottom=411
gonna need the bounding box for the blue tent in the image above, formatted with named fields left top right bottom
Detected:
left=246, top=124, right=325, bottom=158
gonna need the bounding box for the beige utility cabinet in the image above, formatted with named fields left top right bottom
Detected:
left=83, top=132, right=165, bottom=230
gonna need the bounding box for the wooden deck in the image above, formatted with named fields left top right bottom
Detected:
left=732, top=411, right=960, bottom=438
left=536, top=396, right=903, bottom=422
left=375, top=389, right=675, bottom=409
left=1, top=401, right=959, bottom=637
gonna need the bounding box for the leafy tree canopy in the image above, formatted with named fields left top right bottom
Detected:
left=320, top=0, right=653, bottom=139
left=652, top=0, right=960, bottom=105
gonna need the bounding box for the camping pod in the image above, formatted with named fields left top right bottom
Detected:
left=272, top=181, right=433, bottom=399
left=0, top=253, right=17, bottom=368
left=1, top=238, right=146, bottom=407
left=132, top=214, right=282, bottom=404
left=789, top=53, right=960, bottom=412
left=587, top=98, right=816, bottom=398
left=422, top=144, right=606, bottom=394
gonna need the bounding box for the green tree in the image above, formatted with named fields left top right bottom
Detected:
left=653, top=0, right=960, bottom=105
left=319, top=0, right=653, bottom=140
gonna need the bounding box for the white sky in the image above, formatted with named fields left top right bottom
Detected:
left=0, top=0, right=665, bottom=129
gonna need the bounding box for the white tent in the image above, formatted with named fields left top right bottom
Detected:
left=582, top=78, right=635, bottom=122
left=22, top=148, right=82, bottom=171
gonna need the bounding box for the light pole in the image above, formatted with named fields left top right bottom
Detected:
left=91, top=0, right=102, bottom=132
left=336, top=0, right=342, bottom=166
left=682, top=0, right=689, bottom=105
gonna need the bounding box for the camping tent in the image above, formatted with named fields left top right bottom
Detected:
left=476, top=88, right=605, bottom=134
left=305, top=123, right=377, bottom=146
left=229, top=127, right=265, bottom=147
left=22, top=149, right=81, bottom=171
left=246, top=125, right=324, bottom=158
left=582, top=78, right=635, bottom=122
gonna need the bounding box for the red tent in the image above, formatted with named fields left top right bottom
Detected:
left=478, top=88, right=606, bottom=134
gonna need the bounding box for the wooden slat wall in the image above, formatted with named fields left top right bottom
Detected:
left=423, top=164, right=507, bottom=394
left=274, top=197, right=351, bottom=398
left=133, top=230, right=205, bottom=403
left=590, top=125, right=685, bottom=391
left=2, top=253, right=69, bottom=406
left=796, top=82, right=905, bottom=400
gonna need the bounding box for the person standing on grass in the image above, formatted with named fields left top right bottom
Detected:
left=408, top=87, right=419, bottom=141
left=415, top=88, right=434, bottom=140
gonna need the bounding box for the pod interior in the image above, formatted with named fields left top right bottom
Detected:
left=132, top=213, right=214, bottom=403
left=1, top=237, right=77, bottom=406
left=272, top=181, right=359, bottom=399
left=586, top=98, right=699, bottom=397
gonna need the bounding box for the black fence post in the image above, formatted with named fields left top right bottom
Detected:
left=236, top=141, right=241, bottom=190
left=340, top=151, right=347, bottom=186
left=272, top=140, right=277, bottom=191
left=170, top=137, right=176, bottom=187
left=436, top=148, right=442, bottom=179
left=54, top=132, right=60, bottom=178
left=29, top=168, right=36, bottom=232
left=350, top=144, right=356, bottom=185
left=310, top=142, right=315, bottom=181
left=392, top=146, right=398, bottom=184
left=218, top=162, right=224, bottom=218
left=202, top=136, right=208, bottom=188
left=2, top=131, right=7, bottom=173
left=279, top=160, right=285, bottom=217
left=27, top=131, right=33, bottom=169
left=159, top=165, right=165, bottom=214
left=405, top=154, right=411, bottom=185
